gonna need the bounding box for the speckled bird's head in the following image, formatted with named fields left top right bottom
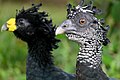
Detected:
left=56, top=0, right=110, bottom=46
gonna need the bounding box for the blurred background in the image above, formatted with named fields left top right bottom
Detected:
left=0, top=0, right=120, bottom=80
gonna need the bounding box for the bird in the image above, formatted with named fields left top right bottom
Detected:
left=1, top=3, right=75, bottom=80
left=56, top=0, right=116, bottom=80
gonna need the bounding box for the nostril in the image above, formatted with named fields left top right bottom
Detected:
left=63, top=25, right=66, bottom=27
left=63, top=25, right=67, bottom=28
left=93, top=20, right=98, bottom=24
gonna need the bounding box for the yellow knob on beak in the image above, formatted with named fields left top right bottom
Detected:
left=1, top=18, right=17, bottom=32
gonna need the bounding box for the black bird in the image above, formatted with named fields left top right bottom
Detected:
left=1, top=3, right=75, bottom=80
left=56, top=0, right=116, bottom=80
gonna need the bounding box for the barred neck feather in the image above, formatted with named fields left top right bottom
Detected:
left=76, top=39, right=109, bottom=80
left=77, top=39, right=102, bottom=69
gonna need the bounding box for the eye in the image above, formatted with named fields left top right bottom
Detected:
left=18, top=18, right=24, bottom=25
left=79, top=18, right=86, bottom=25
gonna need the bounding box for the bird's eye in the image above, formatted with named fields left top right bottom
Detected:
left=79, top=18, right=86, bottom=25
left=20, top=22, right=24, bottom=25
left=19, top=19, right=23, bottom=22
left=18, top=19, right=24, bottom=25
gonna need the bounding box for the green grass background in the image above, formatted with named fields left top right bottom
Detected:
left=0, top=0, right=120, bottom=80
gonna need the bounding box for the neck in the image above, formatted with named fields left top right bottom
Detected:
left=27, top=40, right=54, bottom=67
left=77, top=39, right=102, bottom=68
left=76, top=39, right=109, bottom=80
left=26, top=40, right=54, bottom=79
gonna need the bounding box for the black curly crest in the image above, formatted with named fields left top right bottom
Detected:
left=16, top=3, right=48, bottom=24
left=17, top=3, right=42, bottom=14
left=16, top=3, right=60, bottom=49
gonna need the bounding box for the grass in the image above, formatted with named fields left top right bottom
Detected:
left=0, top=1, right=120, bottom=80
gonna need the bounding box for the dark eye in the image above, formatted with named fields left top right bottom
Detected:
left=79, top=18, right=86, bottom=25
left=18, top=18, right=24, bottom=25
left=20, top=22, right=24, bottom=25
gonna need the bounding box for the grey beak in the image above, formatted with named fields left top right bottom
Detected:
left=55, top=26, right=65, bottom=35
left=1, top=23, right=8, bottom=32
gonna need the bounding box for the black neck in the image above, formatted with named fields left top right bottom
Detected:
left=76, top=40, right=109, bottom=80
left=27, top=39, right=54, bottom=68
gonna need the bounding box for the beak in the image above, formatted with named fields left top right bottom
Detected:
left=1, top=18, right=17, bottom=32
left=1, top=23, right=8, bottom=31
left=55, top=26, right=65, bottom=35
left=56, top=20, right=74, bottom=35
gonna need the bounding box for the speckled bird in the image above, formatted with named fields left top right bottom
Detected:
left=56, top=0, right=116, bottom=80
left=1, top=3, right=75, bottom=80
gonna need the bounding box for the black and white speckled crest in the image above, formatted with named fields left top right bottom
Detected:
left=67, top=0, right=102, bottom=19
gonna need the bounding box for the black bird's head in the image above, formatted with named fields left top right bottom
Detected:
left=1, top=3, right=59, bottom=49
left=56, top=0, right=110, bottom=46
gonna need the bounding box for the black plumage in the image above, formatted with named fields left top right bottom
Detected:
left=56, top=0, right=116, bottom=80
left=2, top=3, right=75, bottom=80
